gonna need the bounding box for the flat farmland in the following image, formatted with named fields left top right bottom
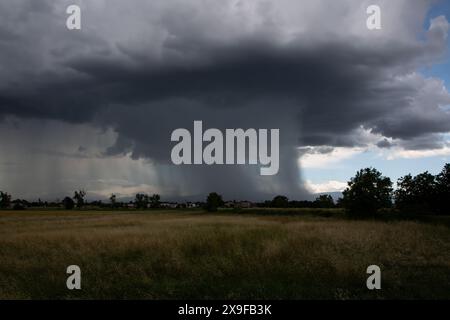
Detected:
left=0, top=210, right=449, bottom=299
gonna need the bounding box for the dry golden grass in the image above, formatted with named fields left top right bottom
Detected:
left=0, top=209, right=449, bottom=299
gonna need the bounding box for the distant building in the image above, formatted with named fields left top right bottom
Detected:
left=160, top=202, right=178, bottom=209
left=237, top=201, right=253, bottom=208
left=224, top=201, right=236, bottom=208
left=224, top=200, right=253, bottom=208
left=186, top=202, right=198, bottom=208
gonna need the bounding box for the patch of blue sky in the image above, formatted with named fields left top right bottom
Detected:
left=302, top=148, right=449, bottom=188
left=420, top=0, right=450, bottom=88
left=303, top=2, right=450, bottom=191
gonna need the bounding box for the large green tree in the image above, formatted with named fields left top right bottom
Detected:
left=314, top=194, right=334, bottom=208
left=0, top=191, right=11, bottom=209
left=436, top=163, right=450, bottom=215
left=62, top=196, right=75, bottom=210
left=73, top=190, right=86, bottom=209
left=109, top=194, right=117, bottom=209
left=135, top=193, right=149, bottom=209
left=205, top=192, right=224, bottom=212
left=150, top=194, right=161, bottom=208
left=271, top=195, right=289, bottom=208
left=341, top=168, right=393, bottom=217
left=395, top=172, right=436, bottom=214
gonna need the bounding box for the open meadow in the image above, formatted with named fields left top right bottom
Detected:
left=0, top=209, right=449, bottom=299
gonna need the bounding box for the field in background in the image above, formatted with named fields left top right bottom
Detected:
left=0, top=209, right=449, bottom=299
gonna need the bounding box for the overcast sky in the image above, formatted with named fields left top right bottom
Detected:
left=1, top=0, right=450, bottom=201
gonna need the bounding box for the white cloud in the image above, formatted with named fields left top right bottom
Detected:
left=305, top=180, right=347, bottom=193
left=88, top=183, right=160, bottom=198
left=385, top=146, right=450, bottom=160
left=299, top=146, right=366, bottom=169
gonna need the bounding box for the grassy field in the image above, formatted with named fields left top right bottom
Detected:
left=0, top=209, right=449, bottom=299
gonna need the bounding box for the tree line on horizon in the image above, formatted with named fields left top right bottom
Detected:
left=205, top=163, right=450, bottom=216
left=0, top=163, right=449, bottom=216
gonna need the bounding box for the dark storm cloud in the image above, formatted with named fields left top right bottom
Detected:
left=299, top=146, right=335, bottom=156
left=1, top=0, right=450, bottom=199
left=376, top=138, right=394, bottom=149
left=3, top=38, right=449, bottom=142
left=398, top=134, right=449, bottom=151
